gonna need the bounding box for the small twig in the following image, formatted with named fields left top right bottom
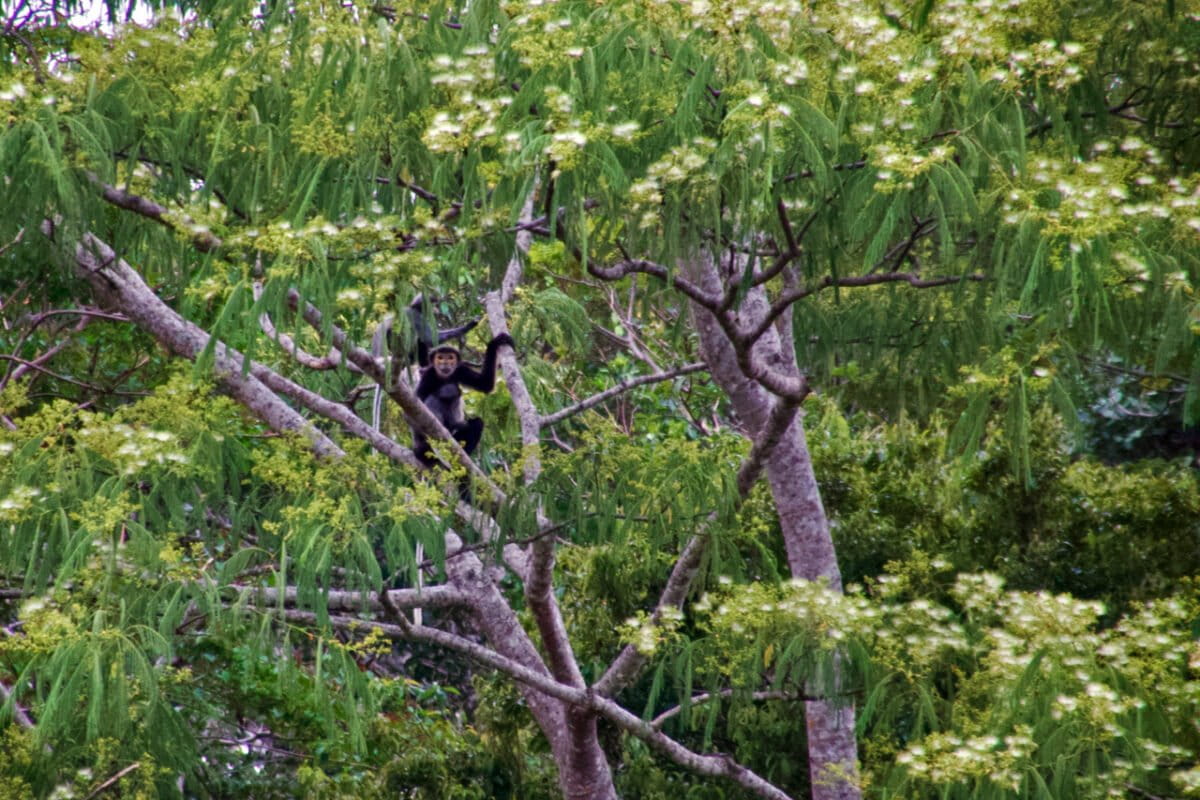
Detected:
left=0, top=227, right=24, bottom=257
left=780, top=159, right=868, bottom=183
left=739, top=270, right=987, bottom=348
left=83, top=762, right=141, bottom=800
left=0, top=679, right=35, bottom=729
left=0, top=355, right=149, bottom=397
left=776, top=199, right=799, bottom=256
left=540, top=363, right=708, bottom=427
left=652, top=690, right=808, bottom=729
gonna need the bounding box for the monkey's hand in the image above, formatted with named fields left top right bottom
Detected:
left=489, top=332, right=515, bottom=350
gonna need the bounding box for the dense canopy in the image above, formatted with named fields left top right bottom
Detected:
left=1, top=0, right=1198, bottom=798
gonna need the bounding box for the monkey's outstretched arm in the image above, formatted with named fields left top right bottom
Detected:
left=437, top=318, right=478, bottom=343
left=456, top=333, right=514, bottom=393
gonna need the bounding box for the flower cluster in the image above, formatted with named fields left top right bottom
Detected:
left=0, top=485, right=42, bottom=522
left=896, top=727, right=1034, bottom=791
left=629, top=138, right=717, bottom=228
left=422, top=47, right=512, bottom=154
left=77, top=423, right=189, bottom=476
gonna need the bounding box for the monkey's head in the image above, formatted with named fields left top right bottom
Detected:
left=430, top=346, right=460, bottom=378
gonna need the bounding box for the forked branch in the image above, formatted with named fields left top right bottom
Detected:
left=286, top=608, right=797, bottom=800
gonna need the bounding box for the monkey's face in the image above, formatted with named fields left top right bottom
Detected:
left=432, top=351, right=459, bottom=378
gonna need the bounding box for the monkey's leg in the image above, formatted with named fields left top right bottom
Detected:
left=413, top=434, right=444, bottom=468
left=455, top=418, right=485, bottom=456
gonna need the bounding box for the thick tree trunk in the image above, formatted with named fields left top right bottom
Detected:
left=687, top=251, right=861, bottom=800
left=442, top=544, right=616, bottom=800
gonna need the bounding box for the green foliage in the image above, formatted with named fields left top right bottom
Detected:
left=3, top=0, right=1200, bottom=796
left=686, top=574, right=1199, bottom=800
left=803, top=397, right=1200, bottom=610
left=0, top=727, right=35, bottom=800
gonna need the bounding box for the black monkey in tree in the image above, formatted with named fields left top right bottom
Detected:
left=370, top=295, right=479, bottom=431
left=413, top=333, right=513, bottom=468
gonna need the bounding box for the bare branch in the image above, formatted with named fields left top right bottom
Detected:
left=244, top=366, right=422, bottom=468
left=0, top=307, right=126, bottom=389
left=252, top=282, right=353, bottom=371
left=90, top=175, right=223, bottom=253
left=66, top=230, right=343, bottom=459
left=750, top=207, right=822, bottom=290
left=247, top=584, right=471, bottom=612
left=867, top=217, right=936, bottom=274
left=0, top=354, right=149, bottom=397
left=482, top=181, right=585, bottom=686
left=780, top=159, right=868, bottom=183
left=652, top=690, right=808, bottom=730
left=381, top=175, right=441, bottom=205
left=0, top=227, right=24, bottom=257
left=776, top=199, right=799, bottom=256
left=601, top=282, right=664, bottom=371
left=483, top=181, right=541, bottom=483
left=594, top=532, right=709, bottom=697
left=502, top=179, right=539, bottom=304
left=83, top=762, right=141, bottom=800
left=741, top=270, right=987, bottom=347
left=257, top=312, right=350, bottom=370
left=592, top=253, right=808, bottom=399
left=540, top=363, right=708, bottom=428
left=589, top=260, right=722, bottom=310
left=525, top=532, right=586, bottom=686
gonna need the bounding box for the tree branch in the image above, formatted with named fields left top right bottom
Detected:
left=1, top=309, right=104, bottom=389
left=589, top=260, right=722, bottom=310
left=867, top=217, right=937, bottom=275
left=483, top=181, right=541, bottom=483
left=0, top=678, right=35, bottom=729
left=652, top=690, right=808, bottom=730
left=289, top=609, right=796, bottom=800
left=737, top=397, right=802, bottom=496
left=64, top=229, right=343, bottom=459
left=540, top=363, right=709, bottom=428
left=740, top=270, right=987, bottom=347
left=590, top=253, right=809, bottom=399
left=247, top=583, right=471, bottom=612
left=483, top=185, right=587, bottom=689
left=780, top=159, right=867, bottom=183
left=594, top=532, right=709, bottom=697
left=90, top=175, right=222, bottom=253
left=83, top=762, right=141, bottom=800
left=252, top=281, right=353, bottom=371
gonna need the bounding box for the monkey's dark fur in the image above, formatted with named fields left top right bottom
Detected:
left=413, top=334, right=513, bottom=468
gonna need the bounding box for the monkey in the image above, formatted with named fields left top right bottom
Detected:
left=412, top=333, right=513, bottom=468
left=370, top=295, right=479, bottom=431
left=366, top=305, right=503, bottom=625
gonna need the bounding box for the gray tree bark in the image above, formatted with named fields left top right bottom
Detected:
left=687, top=250, right=861, bottom=800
